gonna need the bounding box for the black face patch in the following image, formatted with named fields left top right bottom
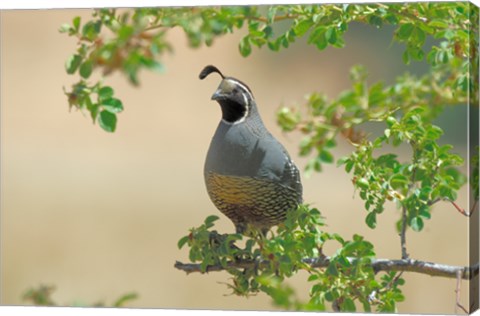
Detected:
left=212, top=78, right=253, bottom=123
left=219, top=98, right=247, bottom=123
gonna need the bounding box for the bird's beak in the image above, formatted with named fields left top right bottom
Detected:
left=211, top=89, right=225, bottom=101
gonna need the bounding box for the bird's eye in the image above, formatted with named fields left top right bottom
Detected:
left=233, top=88, right=239, bottom=94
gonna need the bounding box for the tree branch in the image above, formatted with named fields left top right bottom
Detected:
left=455, top=269, right=469, bottom=313
left=428, top=197, right=477, bottom=217
left=174, top=257, right=477, bottom=281
left=450, top=199, right=477, bottom=217
left=400, top=206, right=409, bottom=259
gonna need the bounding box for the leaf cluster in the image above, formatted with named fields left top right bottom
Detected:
left=62, top=3, right=478, bottom=132
left=472, top=146, right=480, bottom=201
left=339, top=107, right=466, bottom=231
left=60, top=7, right=251, bottom=132
left=272, top=3, right=475, bottom=179
left=22, top=284, right=138, bottom=307
left=178, top=206, right=405, bottom=312
left=276, top=60, right=470, bottom=175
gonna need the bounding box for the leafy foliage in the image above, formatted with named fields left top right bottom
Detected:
left=472, top=146, right=480, bottom=202
left=22, top=284, right=138, bottom=307
left=61, top=7, right=250, bottom=132
left=61, top=3, right=478, bottom=132
left=178, top=207, right=405, bottom=312
left=338, top=107, right=466, bottom=231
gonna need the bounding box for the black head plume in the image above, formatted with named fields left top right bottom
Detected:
left=199, top=65, right=225, bottom=80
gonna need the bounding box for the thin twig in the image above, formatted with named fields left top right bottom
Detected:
left=400, top=206, right=409, bottom=259
left=427, top=198, right=442, bottom=206
left=175, top=257, right=477, bottom=281
left=401, top=143, right=419, bottom=260
left=251, top=14, right=299, bottom=23
left=455, top=269, right=469, bottom=313
left=143, top=24, right=168, bottom=32
left=448, top=199, right=477, bottom=217
left=388, top=271, right=404, bottom=289
left=428, top=197, right=477, bottom=217
left=450, top=200, right=471, bottom=217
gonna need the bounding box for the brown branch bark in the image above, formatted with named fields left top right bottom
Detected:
left=174, top=257, right=477, bottom=281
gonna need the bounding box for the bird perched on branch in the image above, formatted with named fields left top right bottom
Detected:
left=200, top=65, right=303, bottom=235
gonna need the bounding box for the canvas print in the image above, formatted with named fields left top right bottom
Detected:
left=1, top=2, right=479, bottom=314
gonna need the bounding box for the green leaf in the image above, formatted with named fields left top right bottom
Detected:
left=326, top=262, right=338, bottom=276
left=72, top=16, right=81, bottom=31
left=402, top=50, right=410, bottom=64
left=299, top=136, right=313, bottom=156
left=82, top=20, right=102, bottom=41
left=65, top=54, right=82, bottom=74
left=324, top=290, right=335, bottom=302
left=341, top=297, right=356, bottom=312
left=59, top=23, right=72, bottom=33
left=410, top=216, right=424, bottom=232
left=98, top=86, right=114, bottom=101
left=419, top=206, right=431, bottom=219
left=389, top=174, right=409, bottom=190
left=308, top=26, right=327, bottom=50
left=386, top=116, right=397, bottom=127
left=325, top=139, right=336, bottom=148
left=428, top=19, right=449, bottom=28
left=411, top=27, right=426, bottom=45
left=177, top=236, right=189, bottom=249
left=336, top=156, right=349, bottom=167
left=384, top=129, right=391, bottom=138
left=239, top=36, right=252, bottom=57
left=204, top=215, right=220, bottom=228
left=439, top=185, right=457, bottom=201
left=86, top=99, right=99, bottom=123
left=325, top=27, right=337, bottom=44
left=98, top=110, right=117, bottom=132
left=365, top=212, right=377, bottom=229
left=267, top=40, right=281, bottom=51
left=345, top=160, right=354, bottom=173
left=118, top=25, right=134, bottom=41
left=79, top=60, right=93, bottom=79
left=293, top=18, right=313, bottom=37
left=113, top=292, right=138, bottom=307
left=396, top=23, right=414, bottom=40
left=426, top=125, right=443, bottom=140
left=140, top=56, right=165, bottom=73
left=409, top=47, right=425, bottom=61
left=356, top=178, right=369, bottom=190
left=267, top=6, right=277, bottom=24
left=319, top=150, right=334, bottom=163
left=101, top=98, right=124, bottom=113
left=368, top=15, right=383, bottom=28
left=368, top=82, right=385, bottom=105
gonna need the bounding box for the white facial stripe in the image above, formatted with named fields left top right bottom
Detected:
left=226, top=79, right=253, bottom=99
left=222, top=116, right=247, bottom=125
left=241, top=93, right=250, bottom=119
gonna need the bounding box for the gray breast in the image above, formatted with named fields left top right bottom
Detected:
left=204, top=119, right=302, bottom=195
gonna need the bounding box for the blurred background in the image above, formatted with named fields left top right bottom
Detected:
left=0, top=7, right=471, bottom=314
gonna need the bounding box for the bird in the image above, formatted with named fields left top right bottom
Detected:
left=199, top=65, right=303, bottom=235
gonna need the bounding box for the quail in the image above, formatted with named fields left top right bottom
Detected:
left=200, top=65, right=303, bottom=235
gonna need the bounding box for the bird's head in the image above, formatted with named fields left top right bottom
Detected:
left=199, top=65, right=255, bottom=124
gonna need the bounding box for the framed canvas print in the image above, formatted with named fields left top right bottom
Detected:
left=1, top=0, right=479, bottom=314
